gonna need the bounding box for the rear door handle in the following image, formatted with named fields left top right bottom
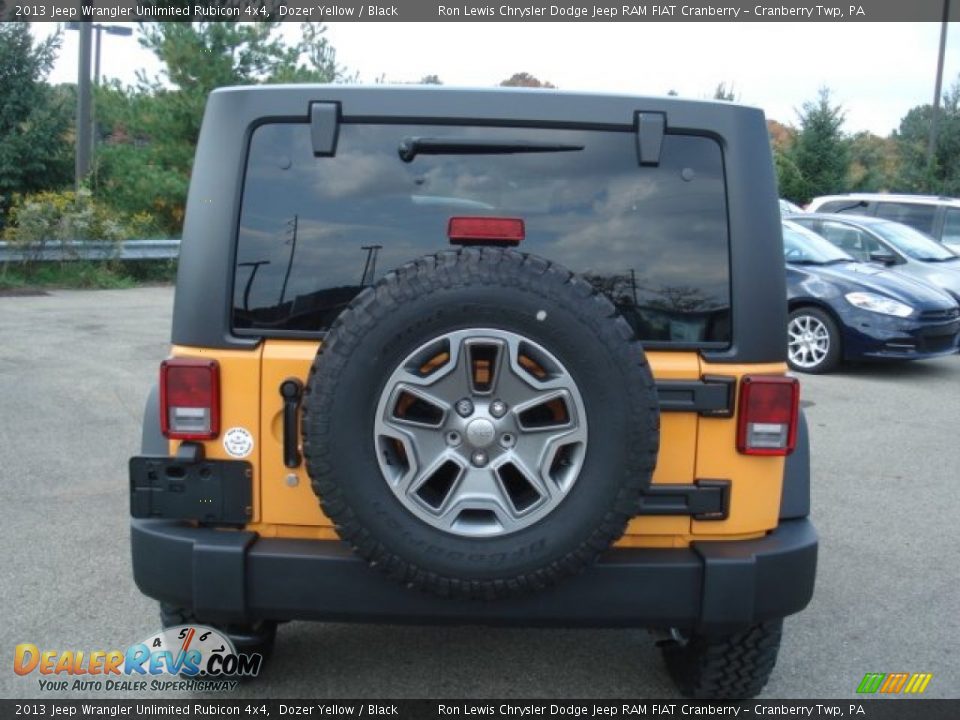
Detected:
left=279, top=379, right=303, bottom=468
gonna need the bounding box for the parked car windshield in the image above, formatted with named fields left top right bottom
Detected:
left=870, top=221, right=958, bottom=262
left=782, top=222, right=853, bottom=264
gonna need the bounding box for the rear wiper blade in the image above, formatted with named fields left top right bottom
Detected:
left=828, top=200, right=868, bottom=214
left=399, top=137, right=584, bottom=163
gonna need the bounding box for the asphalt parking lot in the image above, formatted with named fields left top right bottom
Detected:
left=1, top=286, right=958, bottom=700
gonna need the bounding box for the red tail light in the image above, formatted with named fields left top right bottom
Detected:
left=736, top=375, right=799, bottom=456
left=160, top=359, right=220, bottom=440
left=448, top=217, right=525, bottom=246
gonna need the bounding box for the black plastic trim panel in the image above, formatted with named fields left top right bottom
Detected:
left=779, top=409, right=811, bottom=520
left=140, top=383, right=166, bottom=456
left=695, top=520, right=817, bottom=632
left=130, top=456, right=252, bottom=525
left=131, top=517, right=816, bottom=631
left=638, top=480, right=730, bottom=521
left=635, top=111, right=665, bottom=166
left=656, top=377, right=735, bottom=416
left=309, top=102, right=340, bottom=156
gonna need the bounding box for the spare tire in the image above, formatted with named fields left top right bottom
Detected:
left=302, top=248, right=659, bottom=599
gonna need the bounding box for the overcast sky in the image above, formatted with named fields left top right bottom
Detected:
left=33, top=21, right=960, bottom=136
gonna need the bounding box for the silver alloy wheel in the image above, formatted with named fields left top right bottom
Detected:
left=787, top=314, right=831, bottom=369
left=374, top=328, right=588, bottom=538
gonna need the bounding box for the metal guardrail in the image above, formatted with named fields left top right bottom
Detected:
left=0, top=239, right=180, bottom=262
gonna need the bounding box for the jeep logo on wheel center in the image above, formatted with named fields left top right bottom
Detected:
left=465, top=418, right=496, bottom=448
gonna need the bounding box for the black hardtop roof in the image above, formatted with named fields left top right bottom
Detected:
left=209, top=83, right=764, bottom=129
left=172, top=83, right=786, bottom=364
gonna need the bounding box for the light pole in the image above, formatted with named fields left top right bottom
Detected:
left=66, top=22, right=133, bottom=86
left=73, top=23, right=92, bottom=191
left=65, top=22, right=133, bottom=190
left=927, top=0, right=951, bottom=172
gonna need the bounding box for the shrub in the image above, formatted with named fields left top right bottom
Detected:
left=3, top=189, right=159, bottom=263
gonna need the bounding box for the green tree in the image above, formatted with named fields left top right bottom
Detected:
left=767, top=119, right=804, bottom=202
left=713, top=82, right=737, bottom=102
left=0, top=25, right=73, bottom=226
left=375, top=74, right=443, bottom=85
left=767, top=119, right=795, bottom=154
left=136, top=21, right=348, bottom=154
left=893, top=79, right=960, bottom=196
left=93, top=22, right=352, bottom=234
left=788, top=87, right=850, bottom=203
left=500, top=72, right=556, bottom=89
left=847, top=131, right=899, bottom=192
left=774, top=150, right=805, bottom=202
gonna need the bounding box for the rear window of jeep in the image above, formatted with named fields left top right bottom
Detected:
left=232, top=123, right=731, bottom=345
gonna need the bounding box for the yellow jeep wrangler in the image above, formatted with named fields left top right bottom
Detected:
left=130, top=86, right=816, bottom=698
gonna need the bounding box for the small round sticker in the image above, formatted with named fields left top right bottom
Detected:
left=223, top=427, right=254, bottom=458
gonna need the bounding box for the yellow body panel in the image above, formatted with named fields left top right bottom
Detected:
left=257, top=340, right=325, bottom=527
left=172, top=343, right=790, bottom=547
left=169, top=345, right=263, bottom=521
left=692, top=360, right=788, bottom=537
left=625, top=351, right=700, bottom=539
left=645, top=351, right=699, bottom=486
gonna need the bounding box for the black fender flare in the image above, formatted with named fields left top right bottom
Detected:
left=141, top=382, right=167, bottom=455
left=779, top=408, right=810, bottom=519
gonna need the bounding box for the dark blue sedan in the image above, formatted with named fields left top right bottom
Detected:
left=782, top=220, right=960, bottom=373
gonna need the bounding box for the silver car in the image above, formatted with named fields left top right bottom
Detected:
left=779, top=198, right=804, bottom=217
left=807, top=193, right=960, bottom=253
left=788, top=213, right=960, bottom=301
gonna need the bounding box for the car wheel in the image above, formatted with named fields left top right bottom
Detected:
left=301, top=248, right=660, bottom=600
left=787, top=307, right=841, bottom=374
left=660, top=620, right=784, bottom=699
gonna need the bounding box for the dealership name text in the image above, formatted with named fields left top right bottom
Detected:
left=438, top=5, right=866, bottom=18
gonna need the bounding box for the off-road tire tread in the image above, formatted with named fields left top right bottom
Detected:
left=662, top=620, right=784, bottom=699
left=301, top=248, right=659, bottom=600
left=158, top=603, right=277, bottom=659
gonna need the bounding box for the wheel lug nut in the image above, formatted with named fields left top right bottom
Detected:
left=455, top=399, right=474, bottom=417
left=471, top=450, right=488, bottom=467
left=499, top=433, right=515, bottom=449
left=490, top=400, right=507, bottom=418
left=446, top=431, right=462, bottom=447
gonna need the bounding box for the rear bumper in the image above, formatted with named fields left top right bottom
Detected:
left=131, top=517, right=817, bottom=634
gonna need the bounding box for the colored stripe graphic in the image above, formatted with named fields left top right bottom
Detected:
left=903, top=673, right=933, bottom=694
left=857, top=673, right=885, bottom=694
left=879, top=673, right=909, bottom=693
left=857, top=672, right=932, bottom=694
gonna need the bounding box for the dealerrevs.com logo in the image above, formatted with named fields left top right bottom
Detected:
left=14, top=625, right=262, bottom=692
